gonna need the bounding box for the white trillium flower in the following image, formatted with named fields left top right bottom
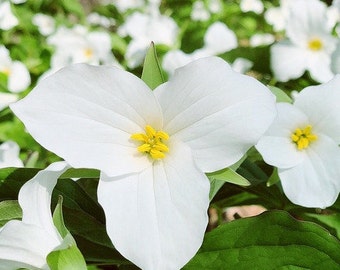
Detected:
left=256, top=76, right=340, bottom=208
left=0, top=141, right=23, bottom=168
left=11, top=57, right=276, bottom=269
left=0, top=1, right=18, bottom=30
left=0, top=162, right=69, bottom=269
left=0, top=46, right=31, bottom=93
left=270, top=0, right=338, bottom=83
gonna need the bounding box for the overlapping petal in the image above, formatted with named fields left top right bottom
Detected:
left=0, top=161, right=69, bottom=269
left=294, top=75, right=340, bottom=143
left=279, top=134, right=340, bottom=208
left=11, top=64, right=163, bottom=177
left=98, top=141, right=209, bottom=270
left=256, top=103, right=308, bottom=168
left=270, top=41, right=308, bottom=82
left=155, top=57, right=276, bottom=172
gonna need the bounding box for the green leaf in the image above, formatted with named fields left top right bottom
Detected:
left=47, top=234, right=87, bottom=270
left=60, top=168, right=100, bottom=179
left=141, top=42, right=164, bottom=90
left=0, top=200, right=22, bottom=226
left=184, top=211, right=340, bottom=269
left=207, top=168, right=250, bottom=186
left=48, top=194, right=87, bottom=270
left=266, top=167, right=280, bottom=187
left=268, top=86, right=292, bottom=103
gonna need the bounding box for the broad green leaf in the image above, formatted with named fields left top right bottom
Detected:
left=48, top=194, right=87, bottom=270
left=268, top=86, right=292, bottom=103
left=302, top=212, right=340, bottom=239
left=60, top=168, right=100, bottom=179
left=0, top=200, right=22, bottom=226
left=184, top=211, right=340, bottom=269
left=141, top=42, right=164, bottom=90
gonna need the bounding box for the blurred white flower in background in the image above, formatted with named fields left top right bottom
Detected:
left=41, top=25, right=119, bottom=79
left=0, top=1, right=18, bottom=30
left=231, top=57, right=253, bottom=74
left=240, top=0, right=264, bottom=14
left=0, top=93, right=18, bottom=111
left=118, top=11, right=178, bottom=68
left=0, top=46, right=31, bottom=93
left=270, top=0, right=338, bottom=83
left=191, top=0, right=222, bottom=21
left=163, top=21, right=237, bottom=75
left=249, top=33, right=275, bottom=47
left=32, top=13, right=55, bottom=36
left=86, top=12, right=116, bottom=28
left=264, top=0, right=293, bottom=32
left=0, top=141, right=23, bottom=168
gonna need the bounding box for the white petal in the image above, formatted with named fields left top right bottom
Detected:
left=19, top=161, right=68, bottom=241
left=155, top=57, right=276, bottom=172
left=8, top=61, right=31, bottom=93
left=0, top=220, right=57, bottom=270
left=294, top=75, right=340, bottom=143
left=98, top=141, right=209, bottom=270
left=307, top=52, right=334, bottom=83
left=0, top=2, right=18, bottom=31
left=11, top=64, right=162, bottom=176
left=256, top=103, right=309, bottom=168
left=270, top=41, right=308, bottom=82
left=279, top=134, right=340, bottom=208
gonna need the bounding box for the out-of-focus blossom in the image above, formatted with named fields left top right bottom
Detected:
left=208, top=0, right=222, bottom=13
left=256, top=76, right=340, bottom=208
left=191, top=1, right=210, bottom=21
left=0, top=1, right=18, bottom=30
left=0, top=92, right=18, bottom=111
left=118, top=11, right=178, bottom=68
left=109, top=0, right=144, bottom=13
left=240, top=0, right=264, bottom=14
left=0, top=46, right=31, bottom=93
left=271, top=0, right=337, bottom=83
left=231, top=58, right=253, bottom=74
left=264, top=0, right=293, bottom=32
left=163, top=22, right=237, bottom=76
left=87, top=13, right=116, bottom=28
left=249, top=33, right=275, bottom=47
left=42, top=25, right=119, bottom=79
left=32, top=13, right=55, bottom=36
left=0, top=141, right=23, bottom=168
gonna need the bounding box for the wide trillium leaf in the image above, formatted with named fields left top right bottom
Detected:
left=11, top=64, right=162, bottom=177
left=0, top=162, right=69, bottom=269
left=98, top=141, right=209, bottom=270
left=155, top=57, right=276, bottom=172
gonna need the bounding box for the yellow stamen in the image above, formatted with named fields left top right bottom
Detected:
left=291, top=125, right=318, bottom=150
left=131, top=125, right=169, bottom=160
left=308, top=38, right=323, bottom=51
left=1, top=67, right=11, bottom=76
left=83, top=48, right=93, bottom=58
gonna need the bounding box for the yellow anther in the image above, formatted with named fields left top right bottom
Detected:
left=83, top=48, right=93, bottom=58
left=1, top=67, right=11, bottom=76
left=308, top=38, right=323, bottom=51
left=131, top=125, right=169, bottom=160
left=291, top=125, right=318, bottom=150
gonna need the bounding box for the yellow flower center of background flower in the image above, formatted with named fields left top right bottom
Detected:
left=308, top=38, right=323, bottom=51
left=131, top=125, right=169, bottom=159
left=1, top=67, right=11, bottom=76
left=83, top=48, right=94, bottom=58
left=291, top=125, right=317, bottom=150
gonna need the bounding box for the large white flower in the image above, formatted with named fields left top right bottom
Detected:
left=0, top=162, right=69, bottom=269
left=0, top=46, right=31, bottom=93
left=11, top=57, right=276, bottom=269
left=256, top=76, right=340, bottom=208
left=0, top=141, right=23, bottom=168
left=270, top=0, right=338, bottom=83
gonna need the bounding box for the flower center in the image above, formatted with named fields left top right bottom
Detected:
left=291, top=125, right=317, bottom=150
left=308, top=38, right=323, bottom=51
left=131, top=125, right=169, bottom=159
left=1, top=67, right=11, bottom=76
left=83, top=48, right=93, bottom=58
